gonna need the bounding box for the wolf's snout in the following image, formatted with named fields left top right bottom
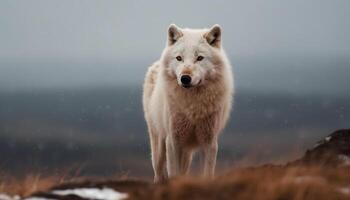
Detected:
left=180, top=75, right=192, bottom=87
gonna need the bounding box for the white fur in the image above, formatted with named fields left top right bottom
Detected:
left=143, top=24, right=234, bottom=182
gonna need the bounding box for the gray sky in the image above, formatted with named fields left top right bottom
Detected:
left=0, top=0, right=349, bottom=94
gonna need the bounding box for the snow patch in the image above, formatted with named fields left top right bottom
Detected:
left=338, top=186, right=350, bottom=195
left=338, top=154, right=350, bottom=166
left=52, top=187, right=128, bottom=200
left=0, top=194, right=20, bottom=200
left=313, top=136, right=332, bottom=148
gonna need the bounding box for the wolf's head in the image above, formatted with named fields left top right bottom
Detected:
left=161, top=24, right=226, bottom=89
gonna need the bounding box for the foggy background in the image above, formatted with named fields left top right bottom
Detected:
left=0, top=0, right=349, bottom=177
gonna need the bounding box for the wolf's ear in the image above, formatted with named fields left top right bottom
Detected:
left=205, top=24, right=222, bottom=48
left=168, top=24, right=183, bottom=46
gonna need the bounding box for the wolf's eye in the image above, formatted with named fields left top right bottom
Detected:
left=197, top=56, right=204, bottom=61
left=176, top=56, right=182, bottom=61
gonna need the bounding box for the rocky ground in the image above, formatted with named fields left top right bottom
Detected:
left=1, top=129, right=350, bottom=200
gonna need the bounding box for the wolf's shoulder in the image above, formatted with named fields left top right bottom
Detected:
left=143, top=61, right=161, bottom=100
left=145, top=61, right=160, bottom=84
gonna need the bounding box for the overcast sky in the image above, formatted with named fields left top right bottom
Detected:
left=0, top=0, right=349, bottom=94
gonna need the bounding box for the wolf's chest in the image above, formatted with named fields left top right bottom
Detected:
left=172, top=92, right=222, bottom=122
left=171, top=111, right=218, bottom=147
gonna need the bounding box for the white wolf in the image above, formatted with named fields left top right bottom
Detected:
left=143, top=24, right=234, bottom=182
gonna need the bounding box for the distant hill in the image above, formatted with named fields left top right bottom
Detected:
left=1, top=88, right=349, bottom=176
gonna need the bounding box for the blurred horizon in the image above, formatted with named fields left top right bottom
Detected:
left=1, top=53, right=350, bottom=97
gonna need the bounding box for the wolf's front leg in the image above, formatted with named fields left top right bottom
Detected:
left=179, top=148, right=193, bottom=175
left=165, top=135, right=181, bottom=177
left=150, top=132, right=167, bottom=183
left=201, top=140, right=218, bottom=177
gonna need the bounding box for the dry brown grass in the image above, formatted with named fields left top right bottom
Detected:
left=1, top=165, right=349, bottom=200
left=0, top=174, right=63, bottom=196
left=135, top=165, right=350, bottom=200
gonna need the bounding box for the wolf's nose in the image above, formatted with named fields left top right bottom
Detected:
left=181, top=75, right=192, bottom=85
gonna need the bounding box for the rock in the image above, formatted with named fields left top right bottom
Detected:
left=294, top=129, right=350, bottom=166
